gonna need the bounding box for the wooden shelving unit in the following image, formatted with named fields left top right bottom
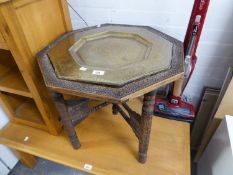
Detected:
left=0, top=0, right=72, bottom=135
left=0, top=49, right=46, bottom=130
left=0, top=92, right=46, bottom=130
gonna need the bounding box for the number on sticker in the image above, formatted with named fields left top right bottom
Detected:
left=92, top=70, right=105, bottom=75
left=84, top=163, right=93, bottom=170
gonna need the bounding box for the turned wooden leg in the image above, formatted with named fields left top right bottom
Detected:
left=173, top=77, right=183, bottom=96
left=112, top=104, right=119, bottom=115
left=52, top=92, right=81, bottom=149
left=139, top=90, right=157, bottom=163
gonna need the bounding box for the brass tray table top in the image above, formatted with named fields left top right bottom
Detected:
left=47, top=24, right=174, bottom=86
left=37, top=24, right=184, bottom=103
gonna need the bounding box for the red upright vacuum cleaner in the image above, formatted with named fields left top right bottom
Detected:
left=154, top=0, right=210, bottom=122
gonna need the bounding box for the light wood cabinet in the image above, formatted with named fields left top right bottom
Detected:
left=0, top=0, right=72, bottom=135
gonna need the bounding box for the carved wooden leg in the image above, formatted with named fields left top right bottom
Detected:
left=52, top=92, right=81, bottom=149
left=112, top=104, right=119, bottom=115
left=139, top=90, right=157, bottom=163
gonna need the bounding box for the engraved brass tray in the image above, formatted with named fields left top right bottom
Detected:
left=48, top=24, right=174, bottom=86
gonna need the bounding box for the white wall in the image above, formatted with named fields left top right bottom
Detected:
left=0, top=107, right=9, bottom=129
left=0, top=108, right=19, bottom=174
left=68, top=0, right=233, bottom=107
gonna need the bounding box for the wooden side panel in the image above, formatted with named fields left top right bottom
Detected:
left=13, top=0, right=66, bottom=55
left=58, top=0, right=73, bottom=32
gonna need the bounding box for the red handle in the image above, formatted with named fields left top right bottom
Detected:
left=182, top=0, right=210, bottom=93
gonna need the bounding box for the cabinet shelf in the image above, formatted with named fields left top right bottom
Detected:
left=0, top=92, right=47, bottom=130
left=0, top=50, right=31, bottom=97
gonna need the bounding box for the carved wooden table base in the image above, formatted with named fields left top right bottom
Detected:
left=51, top=90, right=157, bottom=164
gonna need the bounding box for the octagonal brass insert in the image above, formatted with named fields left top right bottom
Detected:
left=48, top=25, right=175, bottom=86
left=69, top=31, right=152, bottom=69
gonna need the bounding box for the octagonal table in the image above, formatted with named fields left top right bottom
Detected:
left=37, top=24, right=184, bottom=163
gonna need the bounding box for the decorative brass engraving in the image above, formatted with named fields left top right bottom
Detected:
left=69, top=31, right=152, bottom=70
